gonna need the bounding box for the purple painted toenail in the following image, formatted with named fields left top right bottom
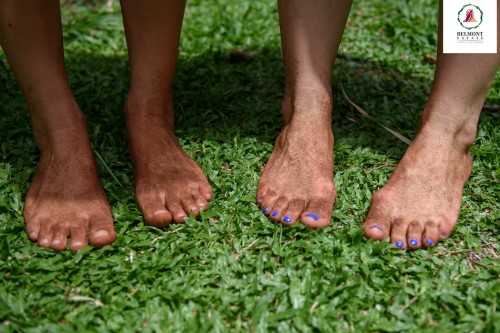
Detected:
left=440, top=232, right=447, bottom=238
left=271, top=211, right=279, bottom=217
left=257, top=196, right=264, bottom=201
left=305, top=213, right=319, bottom=221
left=370, top=225, right=383, bottom=231
left=283, top=216, right=292, bottom=223
left=409, top=239, right=418, bottom=246
left=262, top=207, right=269, bottom=213
left=395, top=241, right=404, bottom=248
left=426, top=239, right=434, bottom=245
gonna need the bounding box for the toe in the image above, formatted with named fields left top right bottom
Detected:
left=138, top=194, right=172, bottom=227
left=37, top=220, right=53, bottom=248
left=280, top=199, right=305, bottom=226
left=256, top=186, right=269, bottom=203
left=25, top=217, right=41, bottom=241
left=181, top=196, right=200, bottom=217
left=269, top=197, right=288, bottom=222
left=260, top=192, right=278, bottom=216
left=363, top=191, right=393, bottom=241
left=199, top=184, right=213, bottom=201
left=438, top=220, right=455, bottom=240
left=363, top=218, right=390, bottom=241
left=300, top=198, right=333, bottom=228
left=423, top=221, right=439, bottom=248
left=148, top=210, right=173, bottom=228
left=390, top=218, right=408, bottom=250
left=166, top=200, right=188, bottom=223
left=194, top=194, right=209, bottom=212
left=69, top=224, right=88, bottom=252
left=89, top=216, right=116, bottom=248
left=406, top=221, right=422, bottom=250
left=51, top=224, right=69, bottom=251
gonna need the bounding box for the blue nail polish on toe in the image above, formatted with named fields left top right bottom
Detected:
left=257, top=196, right=264, bottom=201
left=271, top=211, right=279, bottom=217
left=283, top=216, right=292, bottom=223
left=262, top=207, right=269, bottom=213
left=426, top=239, right=434, bottom=245
left=409, top=239, right=418, bottom=246
left=395, top=241, right=405, bottom=248
left=305, top=213, right=319, bottom=221
left=370, top=225, right=383, bottom=231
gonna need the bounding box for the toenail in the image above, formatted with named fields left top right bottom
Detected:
left=39, top=239, right=50, bottom=246
left=257, top=196, right=264, bottom=201
left=93, top=230, right=109, bottom=239
left=271, top=211, right=279, bottom=217
left=370, top=225, right=383, bottom=231
left=262, top=207, right=269, bottom=213
left=283, top=216, right=292, bottom=223
left=426, top=239, right=434, bottom=245
left=305, top=213, right=319, bottom=221
left=409, top=239, right=418, bottom=246
left=395, top=241, right=404, bottom=248
left=440, top=232, right=447, bottom=238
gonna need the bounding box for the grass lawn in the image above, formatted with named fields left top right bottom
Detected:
left=0, top=0, right=499, bottom=331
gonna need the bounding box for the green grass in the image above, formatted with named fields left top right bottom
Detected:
left=1, top=0, right=499, bottom=332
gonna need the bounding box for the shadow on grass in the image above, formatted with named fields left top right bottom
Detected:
left=1, top=47, right=497, bottom=185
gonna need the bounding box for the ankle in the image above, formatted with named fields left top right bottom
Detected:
left=30, top=100, right=89, bottom=152
left=125, top=92, right=174, bottom=128
left=417, top=117, right=477, bottom=153
left=284, top=83, right=332, bottom=122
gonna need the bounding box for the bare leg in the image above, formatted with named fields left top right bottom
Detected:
left=120, top=0, right=212, bottom=227
left=257, top=0, right=352, bottom=228
left=363, top=1, right=500, bottom=249
left=0, top=0, right=116, bottom=251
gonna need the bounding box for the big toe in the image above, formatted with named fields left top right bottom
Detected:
left=300, top=199, right=334, bottom=228
left=362, top=193, right=392, bottom=241
left=363, top=219, right=390, bottom=241
left=138, top=193, right=172, bottom=227
left=89, top=217, right=116, bottom=247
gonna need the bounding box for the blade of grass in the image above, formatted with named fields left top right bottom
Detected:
left=92, top=144, right=123, bottom=187
left=339, top=78, right=412, bottom=145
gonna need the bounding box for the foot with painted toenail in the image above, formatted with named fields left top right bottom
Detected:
left=362, top=7, right=500, bottom=250
left=256, top=0, right=351, bottom=229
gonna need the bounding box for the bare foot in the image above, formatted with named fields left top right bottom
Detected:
left=125, top=96, right=212, bottom=227
left=24, top=107, right=116, bottom=251
left=363, top=129, right=472, bottom=250
left=257, top=91, right=336, bottom=228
